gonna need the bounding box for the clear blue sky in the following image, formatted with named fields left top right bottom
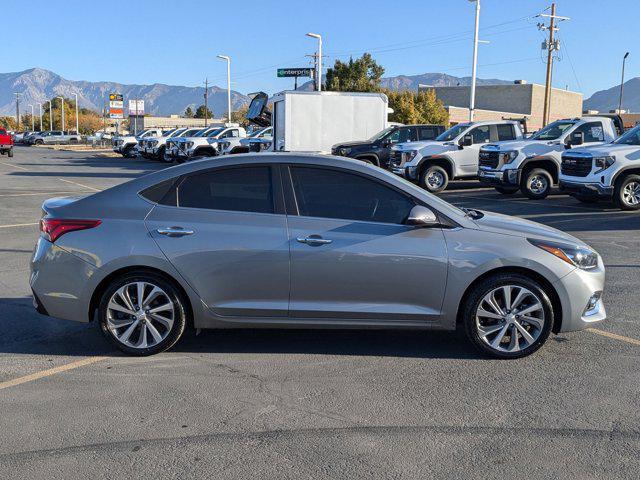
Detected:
left=3, top=0, right=636, bottom=97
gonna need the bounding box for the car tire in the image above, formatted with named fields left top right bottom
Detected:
left=98, top=271, right=188, bottom=356
left=462, top=273, right=553, bottom=359
left=614, top=174, right=640, bottom=211
left=123, top=146, right=135, bottom=158
left=419, top=165, right=449, bottom=193
left=494, top=186, right=519, bottom=195
left=35, top=140, right=43, bottom=145
left=69, top=138, right=78, bottom=145
left=8, top=148, right=13, bottom=158
left=156, top=146, right=165, bottom=161
left=521, top=168, right=553, bottom=199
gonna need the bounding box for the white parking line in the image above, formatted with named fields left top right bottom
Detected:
left=0, top=162, right=29, bottom=171
left=0, top=191, right=82, bottom=197
left=0, top=222, right=39, bottom=229
left=56, top=178, right=101, bottom=192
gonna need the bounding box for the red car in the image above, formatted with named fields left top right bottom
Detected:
left=0, top=128, right=14, bottom=157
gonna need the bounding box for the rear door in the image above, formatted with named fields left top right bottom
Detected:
left=283, top=165, right=448, bottom=323
left=145, top=165, right=290, bottom=318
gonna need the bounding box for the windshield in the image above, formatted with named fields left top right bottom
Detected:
left=368, top=127, right=395, bottom=142
left=206, top=128, right=225, bottom=137
left=249, top=127, right=270, bottom=138
left=193, top=127, right=220, bottom=137
left=614, top=125, right=640, bottom=145
left=436, top=124, right=469, bottom=142
left=531, top=120, right=576, bottom=140
left=169, top=128, right=186, bottom=138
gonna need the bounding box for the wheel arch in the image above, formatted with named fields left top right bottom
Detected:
left=88, top=265, right=195, bottom=329
left=418, top=156, right=455, bottom=179
left=354, top=154, right=380, bottom=166
left=455, top=266, right=563, bottom=334
left=612, top=166, right=640, bottom=186
left=521, top=157, right=559, bottom=184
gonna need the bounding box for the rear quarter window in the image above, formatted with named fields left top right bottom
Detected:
left=139, top=179, right=178, bottom=204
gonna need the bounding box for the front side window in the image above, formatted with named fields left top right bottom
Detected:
left=436, top=124, right=469, bottom=142
left=575, top=122, right=605, bottom=143
left=176, top=167, right=274, bottom=214
left=469, top=125, right=490, bottom=144
left=290, top=167, right=414, bottom=224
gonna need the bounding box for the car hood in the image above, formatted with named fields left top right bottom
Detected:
left=332, top=140, right=371, bottom=149
left=569, top=143, right=638, bottom=157
left=393, top=140, right=455, bottom=155
left=471, top=210, right=588, bottom=246
left=481, top=139, right=563, bottom=157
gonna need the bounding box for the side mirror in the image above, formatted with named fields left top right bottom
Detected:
left=460, top=134, right=473, bottom=147
left=569, top=131, right=584, bottom=147
left=405, top=205, right=439, bottom=228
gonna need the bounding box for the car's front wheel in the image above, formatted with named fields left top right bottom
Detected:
left=98, top=272, right=188, bottom=356
left=462, top=273, right=553, bottom=359
left=521, top=168, right=553, bottom=199
left=419, top=165, right=449, bottom=193
left=615, top=174, right=640, bottom=211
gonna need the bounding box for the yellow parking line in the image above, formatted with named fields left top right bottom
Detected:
left=0, top=222, right=39, bottom=229
left=587, top=328, right=640, bottom=347
left=0, top=356, right=106, bottom=391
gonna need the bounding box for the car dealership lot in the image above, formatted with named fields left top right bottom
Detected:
left=1, top=147, right=639, bottom=479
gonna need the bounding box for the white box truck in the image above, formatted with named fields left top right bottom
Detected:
left=266, top=91, right=388, bottom=154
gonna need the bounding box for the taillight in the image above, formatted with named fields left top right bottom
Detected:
left=39, top=218, right=101, bottom=243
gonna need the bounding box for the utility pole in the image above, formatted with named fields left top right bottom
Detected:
left=39, top=103, right=43, bottom=131
left=537, top=3, right=570, bottom=126
left=468, top=0, right=480, bottom=122
left=217, top=55, right=232, bottom=123
left=48, top=100, right=53, bottom=131
left=305, top=53, right=319, bottom=90
left=28, top=105, right=35, bottom=131
left=618, top=52, right=630, bottom=113
left=204, top=78, right=209, bottom=127
left=13, top=93, right=21, bottom=131
left=73, top=93, right=79, bottom=134
left=306, top=33, right=322, bottom=92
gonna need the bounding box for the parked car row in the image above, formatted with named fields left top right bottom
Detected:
left=17, top=130, right=84, bottom=146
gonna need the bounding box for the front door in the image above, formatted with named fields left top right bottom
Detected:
left=145, top=165, right=290, bottom=318
left=458, top=125, right=492, bottom=176
left=284, top=165, right=448, bottom=323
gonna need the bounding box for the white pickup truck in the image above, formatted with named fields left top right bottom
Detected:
left=112, top=128, right=165, bottom=157
left=139, top=127, right=203, bottom=161
left=207, top=125, right=248, bottom=155
left=478, top=117, right=619, bottom=199
left=560, top=123, right=640, bottom=210
left=390, top=120, right=524, bottom=193
left=165, top=125, right=246, bottom=162
left=219, top=127, right=272, bottom=154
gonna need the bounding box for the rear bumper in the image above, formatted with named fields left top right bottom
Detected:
left=559, top=180, right=614, bottom=198
left=30, top=238, right=95, bottom=323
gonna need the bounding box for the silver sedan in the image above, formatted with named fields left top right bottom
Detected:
left=30, top=154, right=606, bottom=358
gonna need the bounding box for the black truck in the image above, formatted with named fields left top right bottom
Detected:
left=331, top=124, right=445, bottom=169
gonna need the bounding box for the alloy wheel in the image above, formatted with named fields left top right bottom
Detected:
left=106, top=281, right=175, bottom=349
left=622, top=181, right=640, bottom=206
left=475, top=285, right=545, bottom=353
left=528, top=175, right=548, bottom=195
left=427, top=171, right=445, bottom=189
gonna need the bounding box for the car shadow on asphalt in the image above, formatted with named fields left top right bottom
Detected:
left=0, top=297, right=484, bottom=360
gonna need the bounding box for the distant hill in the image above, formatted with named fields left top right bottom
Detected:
left=0, top=68, right=250, bottom=117
left=584, top=77, right=640, bottom=113
left=297, top=72, right=513, bottom=92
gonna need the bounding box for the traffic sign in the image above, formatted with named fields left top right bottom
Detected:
left=277, top=68, right=314, bottom=78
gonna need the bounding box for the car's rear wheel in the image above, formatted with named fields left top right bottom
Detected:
left=521, top=168, right=553, bottom=199
left=615, top=174, right=640, bottom=211
left=494, top=186, right=519, bottom=195
left=463, top=273, right=553, bottom=359
left=419, top=165, right=449, bottom=193
left=98, top=272, right=187, bottom=356
left=8, top=148, right=13, bottom=158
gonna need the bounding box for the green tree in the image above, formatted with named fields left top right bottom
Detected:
left=230, top=105, right=249, bottom=127
left=325, top=53, right=385, bottom=92
left=0, top=116, right=17, bottom=130
left=194, top=105, right=213, bottom=119
left=385, top=88, right=448, bottom=126
left=184, top=106, right=195, bottom=118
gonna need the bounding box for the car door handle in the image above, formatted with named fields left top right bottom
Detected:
left=157, top=226, right=195, bottom=237
left=296, top=236, right=332, bottom=246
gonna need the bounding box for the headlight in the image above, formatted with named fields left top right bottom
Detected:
left=403, top=150, right=419, bottom=162
left=594, top=155, right=615, bottom=173
left=499, top=150, right=518, bottom=164
left=528, top=238, right=598, bottom=270
left=260, top=142, right=271, bottom=150
left=339, top=147, right=351, bottom=155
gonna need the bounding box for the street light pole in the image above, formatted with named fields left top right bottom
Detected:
left=618, top=52, right=630, bottom=113
left=217, top=55, right=232, bottom=123
left=306, top=33, right=322, bottom=92
left=28, top=104, right=34, bottom=131
left=58, top=97, right=65, bottom=132
left=73, top=93, right=79, bottom=134
left=39, top=103, right=43, bottom=131
left=48, top=100, right=52, bottom=131
left=468, top=0, right=480, bottom=122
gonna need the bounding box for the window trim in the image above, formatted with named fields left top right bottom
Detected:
left=144, top=164, right=285, bottom=216
left=282, top=164, right=419, bottom=225
left=576, top=121, right=605, bottom=143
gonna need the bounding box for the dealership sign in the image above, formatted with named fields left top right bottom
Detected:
left=128, top=100, right=145, bottom=116
left=277, top=68, right=314, bottom=78
left=109, top=93, right=124, bottom=119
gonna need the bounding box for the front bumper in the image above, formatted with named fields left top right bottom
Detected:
left=552, top=261, right=606, bottom=332
left=478, top=168, right=521, bottom=186
left=559, top=180, right=614, bottom=198
left=30, top=237, right=96, bottom=323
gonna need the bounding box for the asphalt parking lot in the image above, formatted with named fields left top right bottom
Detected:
left=1, top=146, right=639, bottom=479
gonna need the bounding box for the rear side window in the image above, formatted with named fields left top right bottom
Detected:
left=418, top=127, right=438, bottom=141
left=290, top=167, right=414, bottom=224
left=176, top=167, right=274, bottom=214
left=496, top=124, right=516, bottom=141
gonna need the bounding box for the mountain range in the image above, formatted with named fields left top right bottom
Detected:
left=2, top=67, right=638, bottom=118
